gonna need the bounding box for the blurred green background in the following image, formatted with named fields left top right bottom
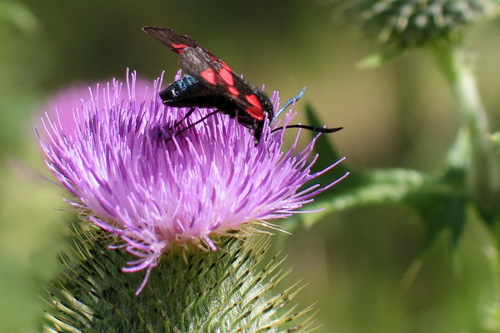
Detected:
left=1, top=1, right=500, bottom=332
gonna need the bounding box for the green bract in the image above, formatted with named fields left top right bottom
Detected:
left=342, top=0, right=500, bottom=48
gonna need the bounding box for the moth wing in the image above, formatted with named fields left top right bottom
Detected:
left=179, top=47, right=265, bottom=120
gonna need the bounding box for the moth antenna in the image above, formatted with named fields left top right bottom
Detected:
left=274, top=87, right=306, bottom=119
left=271, top=124, right=343, bottom=134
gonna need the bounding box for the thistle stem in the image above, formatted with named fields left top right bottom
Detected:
left=433, top=45, right=500, bottom=327
left=432, top=43, right=500, bottom=223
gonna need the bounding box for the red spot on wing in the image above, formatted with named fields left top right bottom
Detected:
left=228, top=86, right=239, bottom=97
left=219, top=68, right=234, bottom=86
left=209, top=56, right=231, bottom=72
left=201, top=69, right=217, bottom=85
left=220, top=60, right=232, bottom=71
left=171, top=43, right=188, bottom=54
left=244, top=94, right=264, bottom=120
left=245, top=94, right=261, bottom=108
left=246, top=106, right=264, bottom=120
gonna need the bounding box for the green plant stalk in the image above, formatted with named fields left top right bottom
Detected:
left=432, top=44, right=500, bottom=223
left=432, top=44, right=500, bottom=330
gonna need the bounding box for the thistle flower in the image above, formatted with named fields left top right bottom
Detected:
left=40, top=70, right=346, bottom=293
left=37, top=77, right=151, bottom=142
left=340, top=0, right=500, bottom=49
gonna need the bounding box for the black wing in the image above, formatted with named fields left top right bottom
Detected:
left=179, top=47, right=270, bottom=121
left=142, top=27, right=203, bottom=54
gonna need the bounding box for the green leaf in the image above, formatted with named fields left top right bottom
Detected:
left=300, top=168, right=429, bottom=228
left=403, top=181, right=466, bottom=249
left=297, top=104, right=467, bottom=250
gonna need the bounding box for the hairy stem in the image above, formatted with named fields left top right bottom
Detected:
left=432, top=44, right=500, bottom=222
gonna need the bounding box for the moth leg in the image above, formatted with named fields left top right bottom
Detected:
left=174, top=108, right=196, bottom=127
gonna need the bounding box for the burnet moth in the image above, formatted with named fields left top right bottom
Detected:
left=142, top=27, right=342, bottom=142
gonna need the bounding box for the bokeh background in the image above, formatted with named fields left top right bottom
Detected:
left=1, top=1, right=500, bottom=332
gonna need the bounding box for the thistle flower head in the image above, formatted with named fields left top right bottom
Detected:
left=341, top=0, right=500, bottom=49
left=40, top=70, right=346, bottom=292
left=37, top=77, right=151, bottom=143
